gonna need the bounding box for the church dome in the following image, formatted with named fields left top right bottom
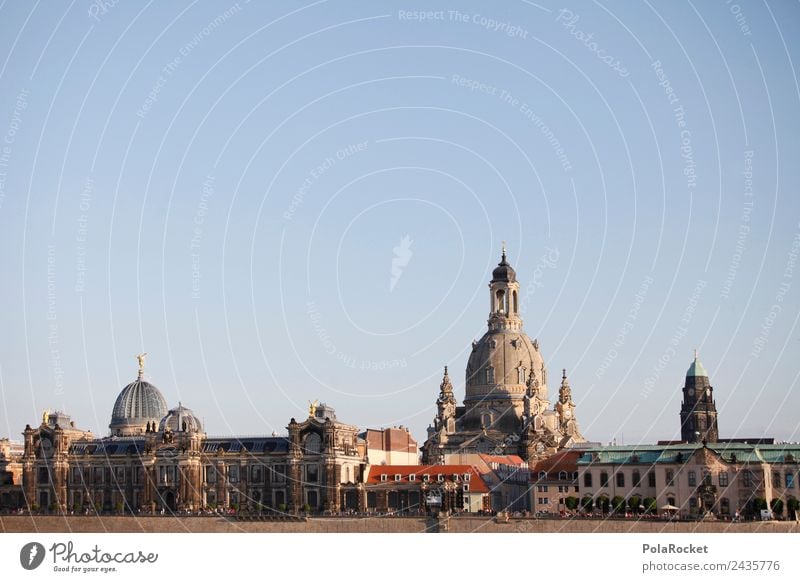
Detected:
left=491, top=251, right=516, bottom=283
left=466, top=330, right=545, bottom=399
left=158, top=403, right=202, bottom=433
left=109, top=378, right=168, bottom=436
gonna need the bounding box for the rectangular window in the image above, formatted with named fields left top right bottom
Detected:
left=648, top=472, right=656, bottom=487
left=743, top=470, right=753, bottom=487
left=251, top=465, right=262, bottom=483
left=616, top=472, right=625, bottom=488
left=272, top=465, right=286, bottom=483
left=786, top=473, right=795, bottom=489
left=632, top=470, right=641, bottom=487
left=600, top=472, right=608, bottom=487
left=134, top=466, right=143, bottom=485
left=206, top=465, right=216, bottom=484
left=71, top=467, right=81, bottom=483
left=719, top=471, right=729, bottom=487
left=666, top=469, right=675, bottom=486
left=408, top=474, right=415, bottom=482
left=307, top=465, right=318, bottom=483
left=115, top=466, right=125, bottom=482
left=94, top=467, right=103, bottom=484
left=228, top=465, right=239, bottom=483
left=688, top=471, right=697, bottom=487
left=537, top=485, right=548, bottom=492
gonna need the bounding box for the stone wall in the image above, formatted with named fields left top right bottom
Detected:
left=1, top=515, right=798, bottom=534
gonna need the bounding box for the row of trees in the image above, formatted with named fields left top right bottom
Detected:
left=564, top=494, right=656, bottom=514
left=563, top=495, right=800, bottom=518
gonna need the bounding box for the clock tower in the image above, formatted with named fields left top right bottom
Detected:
left=679, top=352, right=719, bottom=443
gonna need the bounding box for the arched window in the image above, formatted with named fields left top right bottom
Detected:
left=447, top=418, right=455, bottom=433
left=303, top=433, right=322, bottom=454
left=495, top=289, right=507, bottom=314
left=486, top=366, right=495, bottom=384
left=481, top=413, right=493, bottom=428
left=538, top=471, right=547, bottom=481
left=558, top=471, right=568, bottom=481
left=513, top=290, right=518, bottom=314
left=517, top=367, right=526, bottom=384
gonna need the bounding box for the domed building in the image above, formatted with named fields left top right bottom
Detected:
left=109, top=364, right=168, bottom=437
left=422, top=248, right=586, bottom=465
left=158, top=403, right=203, bottom=434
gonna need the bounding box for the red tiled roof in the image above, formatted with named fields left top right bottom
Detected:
left=365, top=465, right=490, bottom=493
left=479, top=454, right=526, bottom=467
left=530, top=450, right=582, bottom=475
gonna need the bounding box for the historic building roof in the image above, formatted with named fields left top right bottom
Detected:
left=686, top=351, right=708, bottom=377
left=365, top=465, right=490, bottom=493
left=159, top=403, right=203, bottom=433
left=109, top=378, right=169, bottom=436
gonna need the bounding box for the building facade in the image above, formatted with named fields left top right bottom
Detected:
left=422, top=249, right=586, bottom=465
left=18, top=359, right=371, bottom=515
left=575, top=355, right=799, bottom=519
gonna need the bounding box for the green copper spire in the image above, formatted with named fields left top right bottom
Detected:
left=686, top=349, right=708, bottom=377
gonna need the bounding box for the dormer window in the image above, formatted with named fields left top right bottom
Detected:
left=380, top=474, right=387, bottom=482
left=394, top=474, right=402, bottom=482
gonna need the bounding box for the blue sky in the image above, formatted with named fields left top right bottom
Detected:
left=0, top=1, right=798, bottom=446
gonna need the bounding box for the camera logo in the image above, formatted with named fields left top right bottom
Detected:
left=19, top=542, right=46, bottom=570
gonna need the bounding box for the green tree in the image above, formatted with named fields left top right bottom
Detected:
left=565, top=496, right=579, bottom=511
left=770, top=498, right=784, bottom=516
left=753, top=498, right=768, bottom=512
left=596, top=495, right=610, bottom=514
left=581, top=496, right=593, bottom=512
left=611, top=495, right=626, bottom=513
left=643, top=497, right=657, bottom=513
left=786, top=498, right=799, bottom=520
left=628, top=495, right=642, bottom=514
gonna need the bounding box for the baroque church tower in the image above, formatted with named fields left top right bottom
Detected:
left=422, top=247, right=585, bottom=464
left=679, top=352, right=719, bottom=443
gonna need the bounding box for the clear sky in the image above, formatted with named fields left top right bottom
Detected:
left=0, top=1, right=798, bottom=446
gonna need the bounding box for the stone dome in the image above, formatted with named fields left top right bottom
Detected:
left=465, top=329, right=546, bottom=402
left=491, top=252, right=516, bottom=283
left=109, top=378, right=169, bottom=436
left=158, top=403, right=202, bottom=433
